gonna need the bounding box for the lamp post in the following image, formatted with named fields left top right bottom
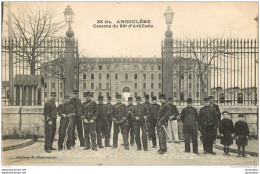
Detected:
left=64, top=5, right=76, bottom=97
left=162, top=7, right=174, bottom=99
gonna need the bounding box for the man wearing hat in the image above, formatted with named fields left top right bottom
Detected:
left=198, top=97, right=218, bottom=155
left=126, top=97, right=135, bottom=146
left=96, top=96, right=111, bottom=148
left=142, top=94, right=152, bottom=140
left=148, top=96, right=160, bottom=148
left=209, top=96, right=221, bottom=143
left=157, top=94, right=170, bottom=154
left=81, top=92, right=98, bottom=151
left=57, top=95, right=75, bottom=150
left=112, top=94, right=129, bottom=150
left=167, top=97, right=180, bottom=143
left=181, top=98, right=199, bottom=154
left=105, top=96, right=114, bottom=141
left=70, top=90, right=84, bottom=147
left=44, top=92, right=58, bottom=153
left=132, top=96, right=149, bottom=151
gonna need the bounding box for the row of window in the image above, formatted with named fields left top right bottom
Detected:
left=83, top=73, right=162, bottom=80
left=83, top=64, right=162, bottom=71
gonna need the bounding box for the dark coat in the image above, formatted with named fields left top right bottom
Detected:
left=198, top=105, right=218, bottom=130
left=127, top=104, right=135, bottom=123
left=181, top=106, right=198, bottom=126
left=96, top=103, right=108, bottom=120
left=219, top=118, right=234, bottom=146
left=157, top=102, right=170, bottom=125
left=81, top=100, right=97, bottom=121
left=234, top=120, right=250, bottom=146
left=44, top=99, right=57, bottom=119
left=70, top=98, right=82, bottom=116
left=57, top=102, right=75, bottom=120
left=148, top=103, right=160, bottom=120
left=105, top=103, right=114, bottom=121
left=168, top=103, right=179, bottom=120
left=113, top=102, right=127, bottom=122
left=132, top=104, right=148, bottom=122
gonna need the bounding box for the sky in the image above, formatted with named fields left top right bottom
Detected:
left=2, top=1, right=258, bottom=58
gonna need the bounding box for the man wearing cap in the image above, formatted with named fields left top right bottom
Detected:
left=70, top=90, right=84, bottom=147
left=148, top=96, right=160, bottom=148
left=132, top=96, right=149, bottom=151
left=81, top=92, right=98, bottom=151
left=167, top=98, right=180, bottom=143
left=57, top=95, right=75, bottom=150
left=112, top=94, right=129, bottom=150
left=181, top=98, right=199, bottom=154
left=126, top=97, right=135, bottom=146
left=44, top=92, right=58, bottom=153
left=199, top=97, right=218, bottom=155
left=157, top=94, right=170, bottom=154
left=142, top=94, right=152, bottom=140
left=105, top=96, right=114, bottom=141
left=96, top=96, right=111, bottom=148
left=209, top=96, right=221, bottom=143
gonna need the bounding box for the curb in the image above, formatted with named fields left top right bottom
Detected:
left=3, top=139, right=35, bottom=152
left=214, top=144, right=258, bottom=157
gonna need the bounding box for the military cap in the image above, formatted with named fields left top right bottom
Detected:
left=50, top=92, right=56, bottom=96
left=107, top=96, right=111, bottom=100
left=159, top=94, right=166, bottom=99
left=187, top=98, right=192, bottom=104
left=85, top=92, right=91, bottom=97
left=98, top=96, right=103, bottom=100
left=204, top=97, right=210, bottom=102
left=222, top=110, right=229, bottom=114
left=144, top=94, right=149, bottom=99
left=64, top=95, right=70, bottom=99
left=208, top=96, right=214, bottom=99
left=152, top=96, right=157, bottom=101
left=128, top=97, right=133, bottom=101
left=73, top=90, right=79, bottom=94
left=238, top=114, right=245, bottom=118
left=136, top=96, right=141, bottom=101
left=116, top=94, right=122, bottom=99
left=168, top=97, right=173, bottom=101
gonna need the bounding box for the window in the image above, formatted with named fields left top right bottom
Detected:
left=83, top=82, right=86, bottom=89
left=143, top=73, right=146, bottom=80
left=125, top=73, right=128, bottom=80
left=158, top=65, right=161, bottom=70
left=143, top=92, right=146, bottom=97
left=143, top=64, right=147, bottom=70
left=99, top=73, right=102, bottom=80
left=91, top=83, right=94, bottom=89
left=99, top=92, right=102, bottom=96
left=174, top=92, right=177, bottom=98
left=91, top=73, right=94, bottom=79
left=60, top=92, right=63, bottom=98
left=174, top=84, right=176, bottom=89
left=91, top=92, right=94, bottom=98
left=158, top=83, right=161, bottom=89
left=115, top=73, right=118, bottom=80
left=151, top=82, right=154, bottom=89
left=151, top=92, right=154, bottom=97
left=106, top=73, right=110, bottom=79
left=143, top=83, right=146, bottom=89
left=60, top=82, right=63, bottom=89
left=181, top=74, right=184, bottom=80
left=106, top=65, right=110, bottom=70
left=158, top=92, right=161, bottom=97
left=106, top=92, right=110, bottom=97
left=151, top=64, right=154, bottom=70
left=51, top=82, right=55, bottom=88
left=151, top=73, right=154, bottom=80
left=115, top=64, right=119, bottom=70
left=197, top=74, right=200, bottom=79
left=158, top=73, right=161, bottom=79
left=134, top=92, right=137, bottom=98
left=189, top=83, right=192, bottom=89
left=44, top=83, right=47, bottom=88
left=106, top=83, right=109, bottom=89
left=134, top=83, right=137, bottom=89
left=91, top=65, right=94, bottom=71
left=6, top=90, right=9, bottom=99
left=189, top=74, right=192, bottom=79
left=115, top=92, right=118, bottom=97
left=189, top=92, right=192, bottom=98
left=99, top=83, right=102, bottom=89
left=83, top=73, right=86, bottom=80
left=45, top=92, right=47, bottom=97
left=196, top=92, right=199, bottom=98
left=99, top=65, right=102, bottom=70
left=134, top=73, right=138, bottom=79
left=133, top=64, right=138, bottom=70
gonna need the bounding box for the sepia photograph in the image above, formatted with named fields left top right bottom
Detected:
left=1, top=1, right=259, bottom=167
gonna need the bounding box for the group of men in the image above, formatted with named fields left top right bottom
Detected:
left=44, top=90, right=220, bottom=155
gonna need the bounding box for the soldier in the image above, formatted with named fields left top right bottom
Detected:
left=70, top=90, right=85, bottom=147
left=157, top=94, right=170, bottom=154
left=142, top=94, right=152, bottom=140
left=96, top=96, right=111, bottom=148
left=44, top=92, right=58, bottom=153
left=209, top=96, right=221, bottom=144
left=180, top=98, right=199, bottom=154
left=112, top=94, right=129, bottom=150
left=132, top=96, right=148, bottom=151
left=148, top=96, right=160, bottom=148
left=126, top=97, right=135, bottom=146
left=167, top=98, right=180, bottom=143
left=106, top=96, right=114, bottom=140
left=81, top=92, right=98, bottom=151
left=57, top=95, right=75, bottom=151
left=199, top=97, right=218, bottom=155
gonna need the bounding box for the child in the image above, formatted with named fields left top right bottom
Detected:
left=219, top=111, right=234, bottom=156
left=234, top=114, right=250, bottom=157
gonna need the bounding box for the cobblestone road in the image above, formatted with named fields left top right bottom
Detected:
left=3, top=136, right=258, bottom=166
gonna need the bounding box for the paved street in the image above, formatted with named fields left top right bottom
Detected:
left=2, top=136, right=258, bottom=166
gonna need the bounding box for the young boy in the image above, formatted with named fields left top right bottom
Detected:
left=219, top=111, right=234, bottom=156
left=234, top=114, right=250, bottom=157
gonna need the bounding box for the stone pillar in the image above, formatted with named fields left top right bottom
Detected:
left=162, top=28, right=173, bottom=99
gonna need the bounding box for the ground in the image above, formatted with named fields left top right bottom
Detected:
left=2, top=136, right=258, bottom=166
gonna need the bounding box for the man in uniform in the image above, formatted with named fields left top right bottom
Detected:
left=70, top=90, right=84, bottom=147
left=157, top=94, right=170, bottom=154
left=167, top=98, right=180, bottom=143
left=209, top=96, right=221, bottom=144
left=112, top=94, right=129, bottom=150
left=126, top=97, right=135, bottom=146
left=57, top=95, right=75, bottom=150
left=43, top=92, right=57, bottom=153
left=106, top=96, right=114, bottom=141
left=81, top=92, right=98, bottom=151
left=148, top=96, right=160, bottom=148
left=199, top=97, right=218, bottom=155
left=142, top=94, right=152, bottom=140
left=132, top=96, right=149, bottom=151
left=96, top=96, right=111, bottom=148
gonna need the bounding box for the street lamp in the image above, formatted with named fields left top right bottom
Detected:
left=164, top=6, right=174, bottom=30
left=64, top=5, right=75, bottom=29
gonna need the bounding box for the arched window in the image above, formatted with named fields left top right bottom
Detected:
left=91, top=73, right=94, bottom=79
left=83, top=82, right=86, bottom=89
